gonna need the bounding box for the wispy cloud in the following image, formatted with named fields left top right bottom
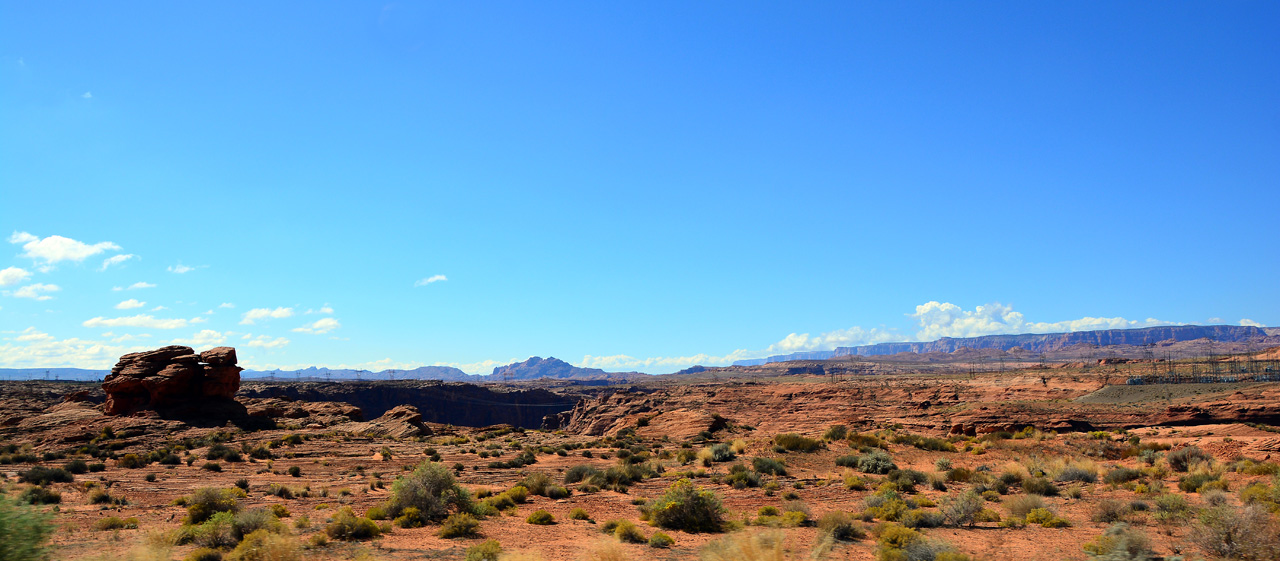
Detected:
left=167, top=264, right=195, bottom=274
left=218, top=303, right=235, bottom=309
left=1241, top=319, right=1265, bottom=327
left=170, top=329, right=226, bottom=347
left=115, top=299, right=145, bottom=310
left=81, top=92, right=92, bottom=99
left=0, top=267, right=31, bottom=287
left=293, top=317, right=340, bottom=335
left=10, top=283, right=60, bottom=301
left=112, top=281, right=156, bottom=291
left=240, top=307, right=295, bottom=325
left=414, top=274, right=447, bottom=287
left=246, top=335, right=290, bottom=349
left=0, top=327, right=139, bottom=369
left=82, top=314, right=193, bottom=329
left=100, top=254, right=136, bottom=271
left=9, top=231, right=122, bottom=271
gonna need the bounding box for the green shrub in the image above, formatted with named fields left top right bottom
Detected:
left=1082, top=522, right=1154, bottom=560
left=526, top=510, right=555, bottom=525
left=225, top=529, right=301, bottom=561
left=231, top=508, right=283, bottom=541
left=612, top=519, right=646, bottom=543
left=93, top=515, right=140, bottom=531
left=891, top=433, right=957, bottom=452
left=184, top=547, right=223, bottom=561
left=1026, top=508, right=1070, bottom=528
left=569, top=508, right=591, bottom=521
left=438, top=513, right=481, bottom=538
left=465, top=539, right=502, bottom=561
left=724, top=464, right=760, bottom=489
left=1103, top=467, right=1142, bottom=485
left=563, top=465, right=600, bottom=484
left=88, top=488, right=113, bottom=504
left=774, top=433, right=823, bottom=453
left=117, top=454, right=148, bottom=469
left=1179, top=472, right=1225, bottom=493
left=0, top=495, right=54, bottom=560
left=1005, top=495, right=1045, bottom=519
left=941, top=490, right=984, bottom=527
left=186, top=488, right=242, bottom=524
left=752, top=457, right=787, bottom=476
left=385, top=461, right=474, bottom=522
left=852, top=450, right=897, bottom=474
left=1023, top=478, right=1060, bottom=496
left=1191, top=504, right=1280, bottom=561
left=19, top=486, right=60, bottom=505
left=16, top=467, right=73, bottom=485
left=817, top=511, right=864, bottom=541
left=194, top=511, right=239, bottom=549
left=325, top=507, right=380, bottom=540
left=545, top=485, right=571, bottom=499
left=519, top=472, right=552, bottom=496
left=64, top=459, right=89, bottom=474
left=647, top=478, right=725, bottom=533
left=648, top=532, right=674, bottom=548
left=201, top=462, right=222, bottom=472
left=824, top=425, right=849, bottom=441
left=269, top=504, right=289, bottom=518
left=1168, top=446, right=1211, bottom=472
left=1055, top=465, right=1097, bottom=484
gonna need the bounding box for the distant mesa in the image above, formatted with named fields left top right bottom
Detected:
left=733, top=324, right=1273, bottom=366
left=102, top=345, right=242, bottom=415
left=490, top=356, right=608, bottom=381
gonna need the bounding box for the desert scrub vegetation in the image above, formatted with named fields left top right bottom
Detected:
left=465, top=539, right=503, bottom=561
left=438, top=513, right=481, bottom=538
left=383, top=460, right=474, bottom=522
left=645, top=478, right=726, bottom=532
left=837, top=449, right=897, bottom=474
left=325, top=507, right=381, bottom=540
left=889, top=431, right=957, bottom=453
left=525, top=509, right=555, bottom=525
left=1191, top=503, right=1280, bottom=561
left=184, top=487, right=246, bottom=524
left=1081, top=523, right=1154, bottom=560
left=0, top=494, right=54, bottom=560
left=773, top=433, right=823, bottom=452
left=874, top=522, right=971, bottom=561
left=16, top=466, right=73, bottom=486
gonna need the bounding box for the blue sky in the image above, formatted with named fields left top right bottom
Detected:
left=2, top=2, right=1276, bottom=373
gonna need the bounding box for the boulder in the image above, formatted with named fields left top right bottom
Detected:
left=333, top=405, right=431, bottom=439
left=102, top=345, right=244, bottom=415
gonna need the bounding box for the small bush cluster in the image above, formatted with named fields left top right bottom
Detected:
left=646, top=478, right=726, bottom=533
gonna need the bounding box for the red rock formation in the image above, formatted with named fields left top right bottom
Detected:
left=103, top=345, right=243, bottom=415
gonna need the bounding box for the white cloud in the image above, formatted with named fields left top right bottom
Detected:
left=1241, top=319, right=1265, bottom=327
left=112, top=281, right=156, bottom=291
left=100, top=254, right=136, bottom=271
left=432, top=358, right=523, bottom=376
left=240, top=307, right=295, bottom=325
left=0, top=267, right=32, bottom=286
left=305, top=305, right=334, bottom=314
left=10, top=283, right=60, bottom=300
left=0, top=327, right=141, bottom=369
left=82, top=314, right=192, bottom=329
left=168, top=264, right=195, bottom=274
left=170, top=329, right=226, bottom=347
left=115, top=299, right=145, bottom=310
left=246, top=335, right=290, bottom=349
left=218, top=303, right=235, bottom=309
left=190, top=316, right=207, bottom=324
left=9, top=231, right=121, bottom=270
left=292, top=317, right=340, bottom=335
left=82, top=92, right=92, bottom=99
left=907, top=301, right=1174, bottom=340
left=151, top=305, right=167, bottom=311
left=414, top=275, right=447, bottom=287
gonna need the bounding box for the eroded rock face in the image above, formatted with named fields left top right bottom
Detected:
left=103, top=345, right=243, bottom=415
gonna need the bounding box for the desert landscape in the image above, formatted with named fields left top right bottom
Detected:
left=4, top=332, right=1280, bottom=561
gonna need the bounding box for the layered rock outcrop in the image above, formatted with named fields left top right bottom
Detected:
left=102, top=346, right=243, bottom=415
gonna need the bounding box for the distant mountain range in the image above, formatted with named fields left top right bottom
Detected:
left=3, top=325, right=1273, bottom=381
left=731, top=324, right=1276, bottom=366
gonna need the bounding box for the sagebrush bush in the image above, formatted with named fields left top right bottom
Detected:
left=941, top=490, right=984, bottom=527
left=1023, top=478, right=1060, bottom=497
left=774, top=433, right=823, bottom=453
left=186, top=488, right=242, bottom=524
left=1082, top=523, right=1154, bottom=561
left=19, top=486, right=61, bottom=505
left=16, top=467, right=72, bottom=486
left=92, top=516, right=140, bottom=531
left=563, top=465, right=600, bottom=484
left=1104, top=467, right=1142, bottom=485
left=818, top=511, right=864, bottom=541
left=325, top=507, right=380, bottom=540
left=439, top=513, right=481, bottom=538
left=851, top=450, right=897, bottom=475
left=1168, top=446, right=1211, bottom=472
left=225, top=529, right=300, bottom=561
left=647, top=478, right=725, bottom=533
left=752, top=457, right=787, bottom=476
left=1191, top=504, right=1280, bottom=561
left=526, top=510, right=555, bottom=525
left=1092, top=499, right=1130, bottom=524
left=385, top=461, right=474, bottom=522
left=1005, top=495, right=1045, bottom=519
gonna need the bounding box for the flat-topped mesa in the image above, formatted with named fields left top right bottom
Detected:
left=102, top=345, right=243, bottom=415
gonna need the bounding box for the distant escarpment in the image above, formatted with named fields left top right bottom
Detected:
left=102, top=346, right=242, bottom=415
left=735, top=325, right=1272, bottom=366
left=238, top=380, right=578, bottom=429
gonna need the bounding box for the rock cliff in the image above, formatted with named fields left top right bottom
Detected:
left=102, top=345, right=242, bottom=415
